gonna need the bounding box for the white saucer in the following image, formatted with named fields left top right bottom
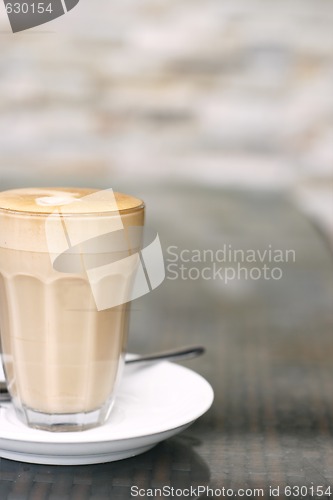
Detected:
left=0, top=358, right=213, bottom=465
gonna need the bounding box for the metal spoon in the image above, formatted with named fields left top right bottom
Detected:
left=0, top=346, right=205, bottom=403
left=126, top=345, right=205, bottom=364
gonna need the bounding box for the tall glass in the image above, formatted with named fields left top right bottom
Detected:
left=0, top=187, right=144, bottom=431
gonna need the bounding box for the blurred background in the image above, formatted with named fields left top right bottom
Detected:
left=0, top=0, right=332, bottom=242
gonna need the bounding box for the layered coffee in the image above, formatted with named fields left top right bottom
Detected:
left=0, top=187, right=144, bottom=430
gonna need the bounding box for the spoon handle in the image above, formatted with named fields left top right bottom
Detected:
left=0, top=381, right=9, bottom=402
left=125, top=346, right=205, bottom=364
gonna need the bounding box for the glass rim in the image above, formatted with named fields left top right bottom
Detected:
left=0, top=202, right=145, bottom=218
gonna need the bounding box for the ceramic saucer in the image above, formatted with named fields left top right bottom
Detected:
left=0, top=358, right=213, bottom=465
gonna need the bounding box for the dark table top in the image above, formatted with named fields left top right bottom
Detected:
left=1, top=185, right=333, bottom=500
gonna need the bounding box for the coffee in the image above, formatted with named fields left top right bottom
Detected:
left=0, top=187, right=144, bottom=431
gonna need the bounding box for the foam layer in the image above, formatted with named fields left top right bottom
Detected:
left=0, top=188, right=144, bottom=214
left=0, top=188, right=145, bottom=252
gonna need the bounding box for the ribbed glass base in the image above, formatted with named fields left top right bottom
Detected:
left=15, top=399, right=114, bottom=432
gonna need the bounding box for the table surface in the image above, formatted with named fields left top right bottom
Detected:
left=1, top=185, right=333, bottom=500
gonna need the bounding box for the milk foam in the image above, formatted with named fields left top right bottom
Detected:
left=36, top=195, right=82, bottom=206
left=0, top=187, right=144, bottom=214
left=0, top=188, right=144, bottom=252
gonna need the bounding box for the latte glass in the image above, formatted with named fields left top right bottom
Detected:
left=0, top=188, right=144, bottom=431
